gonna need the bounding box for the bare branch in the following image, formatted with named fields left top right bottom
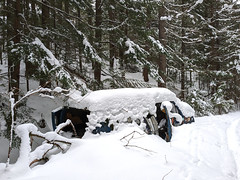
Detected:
left=29, top=144, right=54, bottom=167
left=120, top=131, right=156, bottom=153
left=30, top=133, right=72, bottom=145
left=33, top=0, right=128, bottom=31
left=162, top=169, right=173, bottom=180
left=124, top=144, right=156, bottom=153
left=55, top=119, right=77, bottom=137
left=120, top=130, right=145, bottom=141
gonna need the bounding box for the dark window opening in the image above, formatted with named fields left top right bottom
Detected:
left=52, top=107, right=90, bottom=138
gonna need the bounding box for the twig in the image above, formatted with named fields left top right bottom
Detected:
left=29, top=144, right=54, bottom=167
left=162, top=169, right=173, bottom=180
left=30, top=133, right=72, bottom=145
left=120, top=130, right=145, bottom=141
left=124, top=144, right=156, bottom=153
left=165, top=155, right=168, bottom=164
left=120, top=131, right=156, bottom=153
left=56, top=120, right=78, bottom=137
left=28, top=131, right=72, bottom=167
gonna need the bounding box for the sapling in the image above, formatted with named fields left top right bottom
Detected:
left=6, top=86, right=69, bottom=168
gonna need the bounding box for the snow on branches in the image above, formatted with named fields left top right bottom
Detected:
left=6, top=86, right=69, bottom=168
left=15, top=123, right=72, bottom=168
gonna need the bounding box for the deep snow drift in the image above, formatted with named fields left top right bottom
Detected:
left=0, top=112, right=240, bottom=180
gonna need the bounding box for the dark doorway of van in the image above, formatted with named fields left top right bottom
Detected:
left=52, top=107, right=90, bottom=138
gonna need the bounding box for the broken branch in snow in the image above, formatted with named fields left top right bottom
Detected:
left=29, top=144, right=54, bottom=167
left=55, top=119, right=77, bottom=137
left=120, top=130, right=145, bottom=141
left=162, top=169, right=173, bottom=180
left=14, top=123, right=72, bottom=168
left=120, top=131, right=156, bottom=153
left=29, top=132, right=72, bottom=146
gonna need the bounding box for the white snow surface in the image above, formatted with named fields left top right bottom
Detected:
left=67, top=88, right=194, bottom=130
left=1, top=112, right=240, bottom=180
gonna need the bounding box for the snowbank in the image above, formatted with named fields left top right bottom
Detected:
left=1, top=112, right=240, bottom=180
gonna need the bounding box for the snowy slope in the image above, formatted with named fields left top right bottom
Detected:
left=0, top=112, right=240, bottom=180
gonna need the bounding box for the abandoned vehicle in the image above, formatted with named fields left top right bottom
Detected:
left=52, top=88, right=195, bottom=142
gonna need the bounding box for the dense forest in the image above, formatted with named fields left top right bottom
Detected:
left=0, top=0, right=240, bottom=117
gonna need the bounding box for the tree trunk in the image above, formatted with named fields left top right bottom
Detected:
left=180, top=0, right=186, bottom=99
left=1, top=0, right=6, bottom=55
left=40, top=0, right=51, bottom=87
left=77, top=8, right=83, bottom=73
left=42, top=0, right=50, bottom=49
left=94, top=0, right=102, bottom=84
left=209, top=1, right=220, bottom=95
left=143, top=66, right=149, bottom=82
left=24, top=0, right=29, bottom=91
left=0, top=44, right=2, bottom=65
left=7, top=0, right=21, bottom=100
left=108, top=0, right=116, bottom=70
left=64, top=0, right=71, bottom=63
left=30, top=0, right=37, bottom=26
left=158, top=4, right=166, bottom=87
left=143, top=4, right=151, bottom=82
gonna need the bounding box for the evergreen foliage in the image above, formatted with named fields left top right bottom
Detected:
left=0, top=0, right=239, bottom=116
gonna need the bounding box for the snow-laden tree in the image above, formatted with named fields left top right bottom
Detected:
left=165, top=0, right=203, bottom=98
left=1, top=0, right=240, bottom=116
left=193, top=0, right=239, bottom=114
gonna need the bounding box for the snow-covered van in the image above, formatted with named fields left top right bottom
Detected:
left=52, top=88, right=195, bottom=142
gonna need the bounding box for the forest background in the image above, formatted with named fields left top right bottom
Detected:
left=0, top=0, right=240, bottom=142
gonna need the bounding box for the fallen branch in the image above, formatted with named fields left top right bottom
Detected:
left=13, top=123, right=72, bottom=168
left=6, top=86, right=69, bottom=167
left=120, top=130, right=145, bottom=141
left=162, top=169, right=173, bottom=180
left=55, top=119, right=77, bottom=137
left=120, top=131, right=156, bottom=153
left=30, top=132, right=72, bottom=145
left=29, top=144, right=54, bottom=167
left=124, top=144, right=156, bottom=153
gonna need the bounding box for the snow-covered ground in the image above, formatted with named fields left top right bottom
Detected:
left=0, top=111, right=240, bottom=180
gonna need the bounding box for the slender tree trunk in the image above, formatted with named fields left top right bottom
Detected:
left=143, top=66, right=149, bottom=82
left=0, top=44, right=2, bottom=65
left=209, top=1, right=220, bottom=95
left=108, top=0, right=116, bottom=70
left=94, top=0, right=102, bottom=84
left=7, top=0, right=21, bottom=100
left=180, top=61, right=185, bottom=99
left=42, top=0, right=50, bottom=49
left=30, top=0, right=37, bottom=26
left=0, top=0, right=5, bottom=65
left=143, top=4, right=151, bottom=82
left=64, top=0, right=71, bottom=63
left=1, top=0, right=6, bottom=55
left=40, top=0, right=51, bottom=87
left=24, top=0, right=29, bottom=91
left=180, top=0, right=186, bottom=99
left=51, top=0, right=57, bottom=57
left=118, top=0, right=129, bottom=77
left=158, top=4, right=166, bottom=87
left=77, top=8, right=83, bottom=73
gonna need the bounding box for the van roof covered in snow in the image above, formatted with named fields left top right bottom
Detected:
left=67, top=88, right=195, bottom=129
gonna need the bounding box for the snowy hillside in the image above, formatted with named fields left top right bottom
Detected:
left=1, top=112, right=240, bottom=180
